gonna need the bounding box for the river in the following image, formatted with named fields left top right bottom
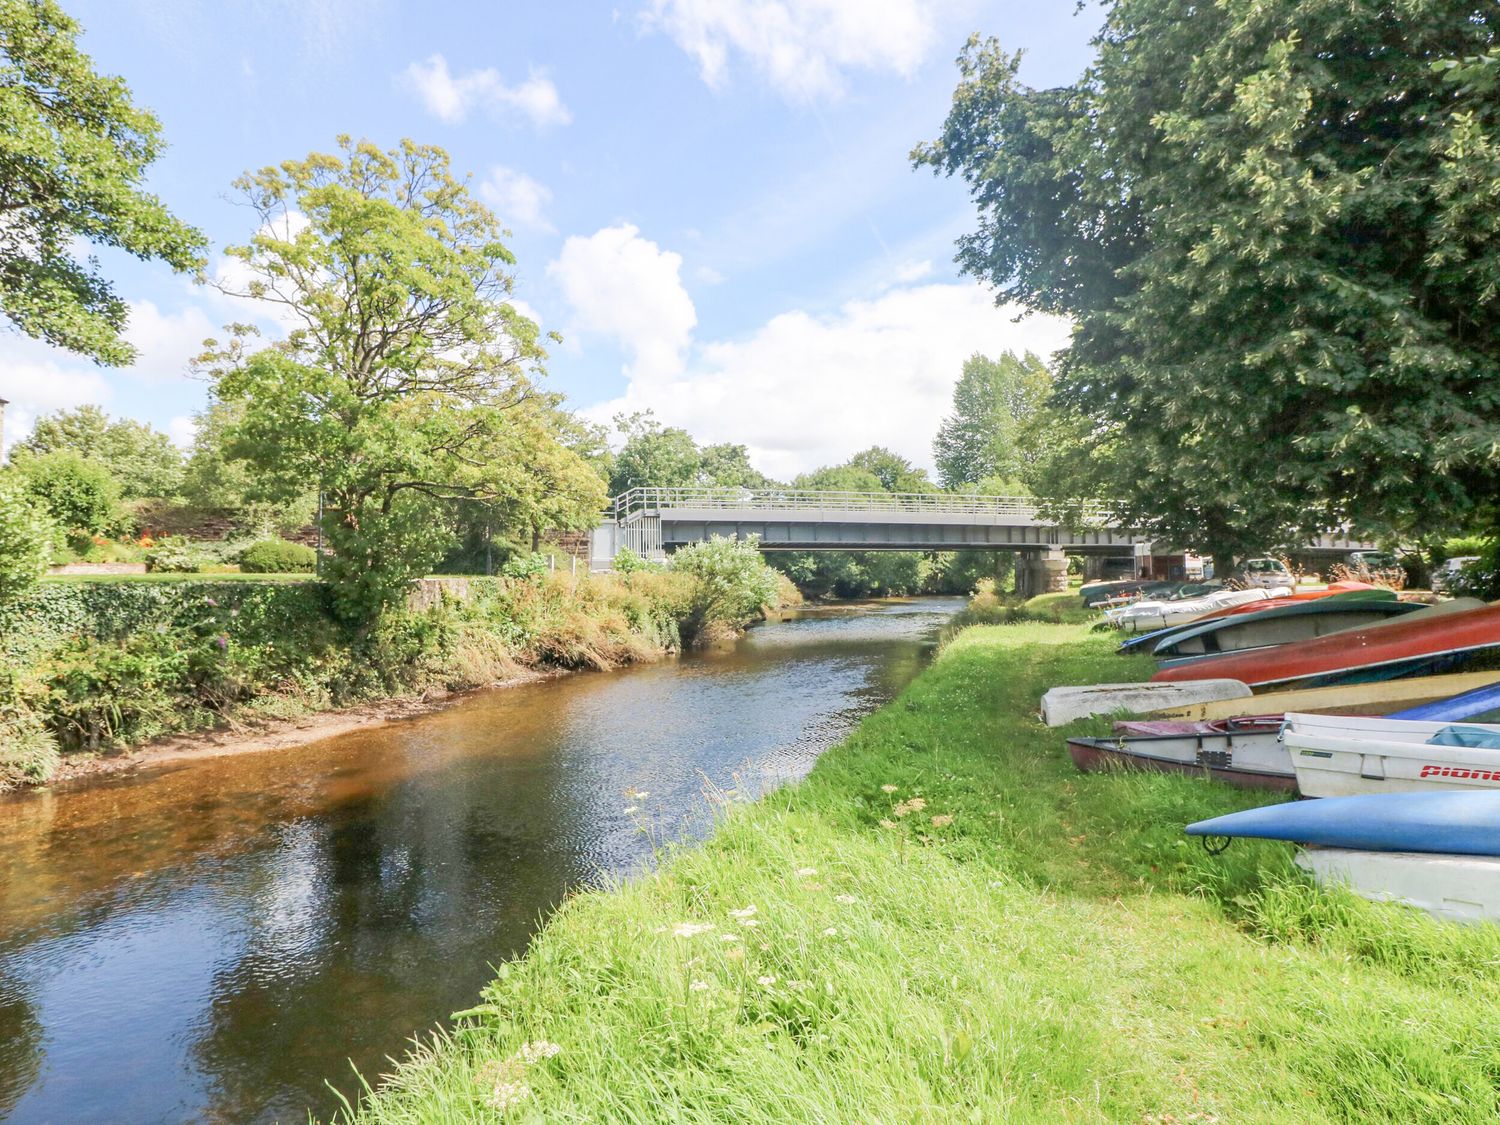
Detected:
left=0, top=597, right=960, bottom=1123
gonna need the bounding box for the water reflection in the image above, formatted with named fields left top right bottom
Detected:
left=0, top=597, right=958, bottom=1122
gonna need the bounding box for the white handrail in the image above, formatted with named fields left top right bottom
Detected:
left=607, top=486, right=1116, bottom=525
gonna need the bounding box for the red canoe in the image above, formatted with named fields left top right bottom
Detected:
left=1152, top=602, right=1500, bottom=690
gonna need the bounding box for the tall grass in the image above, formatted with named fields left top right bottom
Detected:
left=351, top=621, right=1500, bottom=1123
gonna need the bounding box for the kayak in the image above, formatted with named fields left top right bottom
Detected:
left=1152, top=600, right=1500, bottom=689
left=1068, top=716, right=1294, bottom=789
left=1184, top=790, right=1500, bottom=856
left=1143, top=670, right=1500, bottom=722
left=1151, top=597, right=1421, bottom=661
left=1110, top=588, right=1290, bottom=634
left=1038, top=679, right=1251, bottom=726
left=1388, top=680, right=1500, bottom=723
left=1295, top=848, right=1500, bottom=924
left=1284, top=712, right=1500, bottom=796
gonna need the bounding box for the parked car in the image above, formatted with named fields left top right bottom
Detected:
left=1231, top=557, right=1293, bottom=590
left=1431, top=556, right=1482, bottom=594
left=1342, top=550, right=1405, bottom=587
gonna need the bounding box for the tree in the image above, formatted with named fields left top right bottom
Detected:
left=13, top=405, right=183, bottom=498
left=0, top=472, right=53, bottom=601
left=699, top=442, right=773, bottom=489
left=0, top=0, right=205, bottom=362
left=916, top=7, right=1500, bottom=565
left=608, top=412, right=702, bottom=495
left=845, top=447, right=930, bottom=493
left=933, top=352, right=1051, bottom=490
left=205, top=138, right=552, bottom=620
left=179, top=398, right=316, bottom=535
left=17, top=449, right=120, bottom=533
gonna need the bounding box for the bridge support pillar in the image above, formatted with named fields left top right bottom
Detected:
left=1017, top=548, right=1070, bottom=599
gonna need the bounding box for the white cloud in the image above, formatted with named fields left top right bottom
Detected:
left=121, top=300, right=218, bottom=381
left=399, top=54, right=571, bottom=129
left=548, top=224, right=697, bottom=380
left=480, top=166, right=554, bottom=231
left=640, top=0, right=941, bottom=101
left=167, top=415, right=197, bottom=449
left=894, top=258, right=933, bottom=283
left=0, top=332, right=114, bottom=458
left=588, top=282, right=1072, bottom=479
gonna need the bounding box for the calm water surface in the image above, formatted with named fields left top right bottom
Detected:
left=0, top=597, right=960, bottom=1123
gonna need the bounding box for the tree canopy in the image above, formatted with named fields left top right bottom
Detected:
left=932, top=351, right=1051, bottom=490
left=13, top=405, right=182, bottom=498
left=608, top=411, right=774, bottom=495
left=205, top=137, right=589, bottom=618
left=917, top=3, right=1500, bottom=561
left=0, top=0, right=205, bottom=363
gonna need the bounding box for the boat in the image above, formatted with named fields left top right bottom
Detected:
left=1067, top=716, right=1294, bottom=789
left=1295, top=848, right=1500, bottom=924
left=1038, top=679, right=1251, bottom=727
left=1150, top=596, right=1421, bottom=661
left=1384, top=679, right=1500, bottom=723
left=1284, top=712, right=1500, bottom=796
left=1184, top=790, right=1500, bottom=855
left=1109, top=587, right=1290, bottom=635
left=1186, top=792, right=1500, bottom=923
left=1151, top=599, right=1499, bottom=689
left=1143, top=670, right=1500, bottom=722
left=1115, top=585, right=1391, bottom=655
left=1080, top=579, right=1180, bottom=608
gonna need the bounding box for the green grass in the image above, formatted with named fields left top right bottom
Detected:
left=39, top=571, right=311, bottom=584
left=349, top=622, right=1500, bottom=1124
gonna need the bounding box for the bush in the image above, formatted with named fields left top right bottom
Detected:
left=669, top=535, right=780, bottom=642
left=0, top=708, right=59, bottom=790
left=500, top=551, right=550, bottom=580
left=17, top=449, right=122, bottom=534
left=239, top=538, right=317, bottom=573
left=0, top=475, right=54, bottom=602
left=145, top=536, right=210, bottom=573
left=613, top=547, right=661, bottom=574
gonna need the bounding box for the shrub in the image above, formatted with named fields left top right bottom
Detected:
left=17, top=449, right=122, bottom=534
left=0, top=708, right=59, bottom=790
left=239, top=538, right=317, bottom=573
left=500, top=551, right=550, bottom=580
left=145, top=536, right=209, bottom=573
left=669, top=535, right=780, bottom=642
left=0, top=475, right=54, bottom=602
left=613, top=547, right=660, bottom=574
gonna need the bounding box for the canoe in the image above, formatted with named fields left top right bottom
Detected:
left=1151, top=597, right=1421, bottom=661
left=1295, top=847, right=1500, bottom=924
left=1115, top=586, right=1393, bottom=655
left=1388, top=680, right=1500, bottom=723
left=1184, top=790, right=1500, bottom=857
left=1038, top=679, right=1252, bottom=727
left=1068, top=716, right=1294, bottom=789
left=1151, top=600, right=1500, bottom=689
left=1285, top=712, right=1500, bottom=796
left=1080, top=580, right=1179, bottom=608
left=1143, top=670, right=1500, bottom=722
left=1110, top=588, right=1290, bottom=634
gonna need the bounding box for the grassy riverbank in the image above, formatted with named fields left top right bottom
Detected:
left=353, top=618, right=1500, bottom=1123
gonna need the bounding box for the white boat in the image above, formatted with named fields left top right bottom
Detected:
left=1285, top=712, right=1500, bottom=797
left=1039, top=679, right=1252, bottom=727
left=1296, top=846, right=1500, bottom=924
left=1107, top=587, right=1290, bottom=634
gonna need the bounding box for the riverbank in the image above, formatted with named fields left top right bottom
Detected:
left=353, top=615, right=1500, bottom=1123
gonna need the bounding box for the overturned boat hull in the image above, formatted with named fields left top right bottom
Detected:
left=1296, top=847, right=1500, bottom=924
left=1067, top=721, right=1295, bottom=790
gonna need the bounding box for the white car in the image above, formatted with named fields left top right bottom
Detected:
left=1232, top=557, right=1293, bottom=589
left=1432, top=556, right=1481, bottom=593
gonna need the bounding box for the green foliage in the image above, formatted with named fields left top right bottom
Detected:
left=0, top=706, right=58, bottom=790
left=608, top=411, right=777, bottom=495
left=178, top=399, right=316, bottom=534
left=0, top=0, right=205, bottom=363
left=612, top=547, right=660, bottom=574
left=14, top=405, right=184, bottom=498
left=669, top=535, right=780, bottom=639
left=499, top=551, right=549, bottom=580
left=845, top=446, right=930, bottom=493
left=238, top=538, right=316, bottom=573
left=933, top=351, right=1051, bottom=490
left=17, top=449, right=121, bottom=534
left=144, top=535, right=208, bottom=573
left=0, top=473, right=54, bottom=602
left=204, top=138, right=557, bottom=622
left=917, top=6, right=1500, bottom=558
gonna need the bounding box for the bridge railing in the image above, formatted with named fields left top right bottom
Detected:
left=608, top=486, right=1116, bottom=525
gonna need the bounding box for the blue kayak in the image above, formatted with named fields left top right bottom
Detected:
left=1185, top=792, right=1500, bottom=856
left=1391, top=680, right=1500, bottom=723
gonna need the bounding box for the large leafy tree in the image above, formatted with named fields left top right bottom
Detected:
left=205, top=138, right=557, bottom=620
left=608, top=412, right=702, bottom=495
left=13, top=405, right=182, bottom=497
left=917, top=4, right=1500, bottom=566
left=933, top=351, right=1051, bottom=490
left=0, top=0, right=205, bottom=362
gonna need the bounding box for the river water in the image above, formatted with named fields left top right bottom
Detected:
left=0, top=597, right=960, bottom=1124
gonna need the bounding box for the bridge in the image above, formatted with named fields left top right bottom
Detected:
left=587, top=487, right=1377, bottom=595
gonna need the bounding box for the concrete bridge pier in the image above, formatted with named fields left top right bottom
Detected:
left=1016, top=548, right=1070, bottom=599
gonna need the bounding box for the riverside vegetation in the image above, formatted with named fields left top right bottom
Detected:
left=0, top=536, right=789, bottom=791
left=350, top=608, right=1500, bottom=1123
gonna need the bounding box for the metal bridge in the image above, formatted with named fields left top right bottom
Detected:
left=587, top=487, right=1380, bottom=594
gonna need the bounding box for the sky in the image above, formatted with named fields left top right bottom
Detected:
left=2, top=0, right=1102, bottom=481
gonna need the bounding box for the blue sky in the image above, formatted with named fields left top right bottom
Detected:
left=3, top=0, right=1100, bottom=479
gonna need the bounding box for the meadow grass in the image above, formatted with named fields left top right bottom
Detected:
left=349, top=621, right=1500, bottom=1124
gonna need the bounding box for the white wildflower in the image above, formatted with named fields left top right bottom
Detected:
left=795, top=867, right=817, bottom=877
left=757, top=975, right=777, bottom=987
left=822, top=927, right=837, bottom=937
left=834, top=894, right=857, bottom=905
left=672, top=922, right=714, bottom=938
left=487, top=1080, right=531, bottom=1112
left=514, top=1040, right=561, bottom=1065
left=720, top=933, right=740, bottom=942
left=622, top=806, right=639, bottom=814
left=690, top=980, right=709, bottom=992
left=729, top=905, right=758, bottom=920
